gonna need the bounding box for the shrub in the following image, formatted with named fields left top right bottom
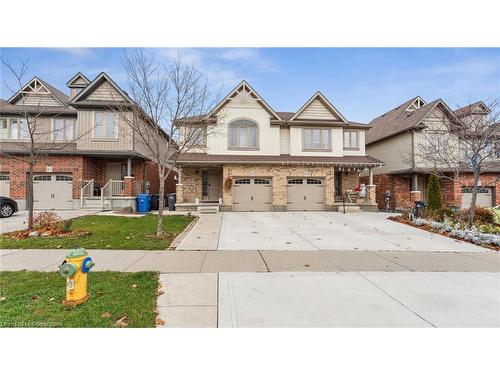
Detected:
left=473, top=207, right=495, bottom=224
left=430, top=207, right=455, bottom=222
left=33, top=211, right=61, bottom=230
left=427, top=174, right=443, bottom=210
left=57, top=219, right=73, bottom=233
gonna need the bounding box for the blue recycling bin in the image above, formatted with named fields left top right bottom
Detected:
left=137, top=193, right=151, bottom=213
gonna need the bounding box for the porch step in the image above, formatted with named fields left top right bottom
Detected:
left=335, top=205, right=362, bottom=213
left=197, top=205, right=219, bottom=214
left=81, top=198, right=111, bottom=211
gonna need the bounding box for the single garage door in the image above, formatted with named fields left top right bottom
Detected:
left=0, top=174, right=10, bottom=197
left=461, top=187, right=493, bottom=208
left=33, top=174, right=74, bottom=210
left=287, top=178, right=325, bottom=211
left=233, top=178, right=272, bottom=212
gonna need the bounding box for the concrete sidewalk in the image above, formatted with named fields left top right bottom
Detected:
left=1, top=249, right=499, bottom=272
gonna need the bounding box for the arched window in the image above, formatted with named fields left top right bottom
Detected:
left=228, top=119, right=258, bottom=149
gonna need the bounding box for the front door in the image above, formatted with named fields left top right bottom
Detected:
left=106, top=162, right=126, bottom=181
left=202, top=170, right=222, bottom=201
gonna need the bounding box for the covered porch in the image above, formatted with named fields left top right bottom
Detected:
left=80, top=155, right=157, bottom=210
left=175, top=155, right=382, bottom=212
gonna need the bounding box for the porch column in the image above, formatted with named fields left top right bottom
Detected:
left=410, top=173, right=421, bottom=202
left=361, top=167, right=375, bottom=205
left=176, top=167, right=184, bottom=203
left=126, top=157, right=132, bottom=177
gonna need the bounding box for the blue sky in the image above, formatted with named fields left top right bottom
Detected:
left=1, top=48, right=499, bottom=122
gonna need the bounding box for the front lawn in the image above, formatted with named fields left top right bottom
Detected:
left=0, top=214, right=194, bottom=250
left=0, top=271, right=158, bottom=328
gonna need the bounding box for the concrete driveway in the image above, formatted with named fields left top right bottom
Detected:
left=217, top=212, right=486, bottom=252
left=0, top=210, right=99, bottom=234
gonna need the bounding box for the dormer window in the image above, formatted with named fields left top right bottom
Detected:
left=228, top=119, right=258, bottom=150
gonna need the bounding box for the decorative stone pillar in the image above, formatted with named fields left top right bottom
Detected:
left=367, top=184, right=376, bottom=204
left=124, top=176, right=134, bottom=196
left=176, top=184, right=184, bottom=203
left=410, top=190, right=421, bottom=202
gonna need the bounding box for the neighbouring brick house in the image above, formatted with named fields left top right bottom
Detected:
left=362, top=97, right=500, bottom=210
left=0, top=73, right=176, bottom=211
left=175, top=81, right=383, bottom=212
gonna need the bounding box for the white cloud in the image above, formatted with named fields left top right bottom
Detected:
left=154, top=48, right=278, bottom=88
left=49, top=48, right=95, bottom=57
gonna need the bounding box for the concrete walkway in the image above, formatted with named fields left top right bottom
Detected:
left=1, top=249, right=499, bottom=272
left=156, top=271, right=500, bottom=327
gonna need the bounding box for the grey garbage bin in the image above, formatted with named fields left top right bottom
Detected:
left=166, top=193, right=176, bottom=211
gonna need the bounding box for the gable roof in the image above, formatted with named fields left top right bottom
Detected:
left=66, top=72, right=91, bottom=87
left=70, top=72, right=134, bottom=105
left=288, top=92, right=348, bottom=123
left=366, top=97, right=460, bottom=145
left=454, top=101, right=490, bottom=118
left=7, top=77, right=70, bottom=107
left=208, top=80, right=282, bottom=120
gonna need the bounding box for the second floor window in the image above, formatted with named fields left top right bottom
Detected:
left=0, top=118, right=29, bottom=140
left=53, top=119, right=75, bottom=141
left=343, top=130, right=359, bottom=149
left=94, top=112, right=118, bottom=139
left=228, top=119, right=258, bottom=149
left=303, top=128, right=331, bottom=150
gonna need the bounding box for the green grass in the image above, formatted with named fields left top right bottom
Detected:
left=0, top=271, right=159, bottom=328
left=0, top=214, right=194, bottom=250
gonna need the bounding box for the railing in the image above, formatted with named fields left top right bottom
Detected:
left=111, top=180, right=125, bottom=196
left=80, top=179, right=94, bottom=208
left=100, top=179, right=125, bottom=209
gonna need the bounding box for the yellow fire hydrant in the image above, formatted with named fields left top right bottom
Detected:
left=59, top=248, right=94, bottom=306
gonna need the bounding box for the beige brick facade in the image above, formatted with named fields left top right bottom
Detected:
left=177, top=164, right=364, bottom=211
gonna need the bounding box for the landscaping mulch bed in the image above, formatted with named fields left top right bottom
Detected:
left=388, top=216, right=500, bottom=251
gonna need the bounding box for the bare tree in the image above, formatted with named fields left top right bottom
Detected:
left=117, top=50, right=220, bottom=236
left=1, top=58, right=89, bottom=230
left=415, top=99, right=500, bottom=225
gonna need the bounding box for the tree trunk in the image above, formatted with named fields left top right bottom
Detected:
left=27, top=160, right=34, bottom=230
left=156, top=165, right=165, bottom=236
left=468, top=170, right=481, bottom=227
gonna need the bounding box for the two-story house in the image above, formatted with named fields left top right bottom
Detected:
left=363, top=97, right=500, bottom=210
left=0, top=72, right=176, bottom=212
left=175, top=81, right=383, bottom=212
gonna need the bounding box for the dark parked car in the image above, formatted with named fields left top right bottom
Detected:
left=0, top=197, right=18, bottom=218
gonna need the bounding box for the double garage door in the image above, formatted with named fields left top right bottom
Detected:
left=232, top=177, right=325, bottom=211
left=461, top=187, right=493, bottom=208
left=33, top=174, right=74, bottom=210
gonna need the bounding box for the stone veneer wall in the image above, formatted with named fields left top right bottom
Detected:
left=222, top=164, right=337, bottom=211
left=176, top=167, right=202, bottom=203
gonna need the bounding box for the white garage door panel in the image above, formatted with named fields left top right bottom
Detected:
left=34, top=174, right=73, bottom=210
left=287, top=178, right=325, bottom=211
left=461, top=187, right=493, bottom=209
left=0, top=174, right=10, bottom=197
left=233, top=178, right=272, bottom=212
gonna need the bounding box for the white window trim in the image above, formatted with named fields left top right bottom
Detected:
left=52, top=118, right=75, bottom=142
left=227, top=118, right=260, bottom=150
left=302, top=127, right=332, bottom=152
left=343, top=130, right=360, bottom=150
left=0, top=117, right=30, bottom=141
left=92, top=111, right=119, bottom=141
